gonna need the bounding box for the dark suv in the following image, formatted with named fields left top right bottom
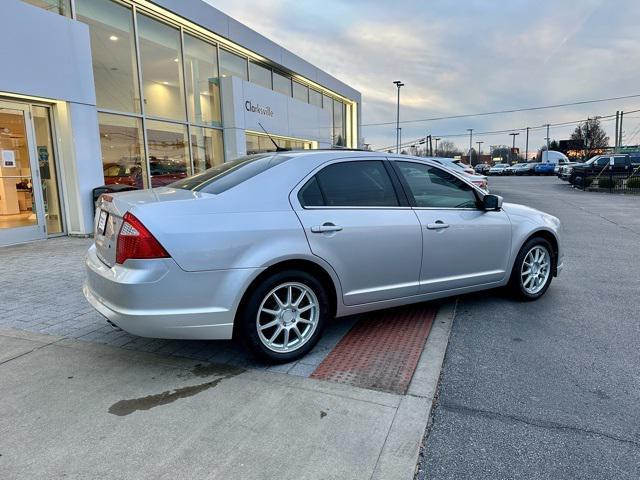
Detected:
left=569, top=155, right=637, bottom=186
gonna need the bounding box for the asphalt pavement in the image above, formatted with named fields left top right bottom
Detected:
left=418, top=177, right=640, bottom=479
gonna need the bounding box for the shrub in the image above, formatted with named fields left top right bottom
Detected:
left=597, top=178, right=618, bottom=189
left=626, top=177, right=640, bottom=189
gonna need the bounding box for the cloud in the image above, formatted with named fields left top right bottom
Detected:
left=207, top=0, right=640, bottom=152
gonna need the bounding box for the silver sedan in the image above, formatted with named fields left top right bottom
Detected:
left=84, top=151, right=563, bottom=362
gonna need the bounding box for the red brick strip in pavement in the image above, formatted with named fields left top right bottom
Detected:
left=311, top=303, right=436, bottom=394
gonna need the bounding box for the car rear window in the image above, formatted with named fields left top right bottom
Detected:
left=170, top=153, right=293, bottom=194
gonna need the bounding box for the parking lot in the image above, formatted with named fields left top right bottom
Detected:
left=419, top=176, right=640, bottom=479
left=1, top=175, right=639, bottom=479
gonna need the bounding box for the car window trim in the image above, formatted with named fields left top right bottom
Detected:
left=387, top=158, right=482, bottom=210
left=296, top=158, right=406, bottom=209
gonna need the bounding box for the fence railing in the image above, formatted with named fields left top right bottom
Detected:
left=577, top=166, right=640, bottom=194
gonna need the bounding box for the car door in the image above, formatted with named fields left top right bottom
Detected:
left=392, top=160, right=512, bottom=294
left=291, top=159, right=422, bottom=306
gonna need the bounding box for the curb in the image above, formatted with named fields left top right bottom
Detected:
left=370, top=300, right=457, bottom=480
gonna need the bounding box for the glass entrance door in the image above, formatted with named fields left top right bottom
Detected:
left=0, top=101, right=47, bottom=245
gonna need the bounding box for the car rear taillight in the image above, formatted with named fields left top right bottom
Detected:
left=116, top=212, right=169, bottom=264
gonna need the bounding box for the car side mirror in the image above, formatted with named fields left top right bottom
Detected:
left=482, top=194, right=503, bottom=211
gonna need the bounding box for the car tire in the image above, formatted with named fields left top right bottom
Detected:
left=508, top=237, right=555, bottom=301
left=238, top=269, right=329, bottom=363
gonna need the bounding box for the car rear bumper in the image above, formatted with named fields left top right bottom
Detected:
left=83, top=245, right=262, bottom=340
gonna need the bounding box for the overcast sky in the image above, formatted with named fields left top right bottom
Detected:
left=208, top=0, right=640, bottom=155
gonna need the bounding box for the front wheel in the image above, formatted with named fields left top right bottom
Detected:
left=238, top=270, right=329, bottom=363
left=509, top=238, right=554, bottom=301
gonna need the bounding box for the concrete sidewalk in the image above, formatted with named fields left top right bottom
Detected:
left=0, top=305, right=454, bottom=480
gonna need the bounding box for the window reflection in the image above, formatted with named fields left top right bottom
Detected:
left=219, top=49, right=248, bottom=80
left=309, top=89, right=322, bottom=108
left=249, top=62, right=272, bottom=89
left=146, top=120, right=189, bottom=187
left=191, top=127, right=224, bottom=173
left=333, top=99, right=346, bottom=147
left=273, top=71, right=292, bottom=97
left=33, top=107, right=63, bottom=234
left=22, top=0, right=71, bottom=16
left=137, top=14, right=186, bottom=120
left=293, top=81, right=309, bottom=103
left=98, top=113, right=147, bottom=188
left=184, top=34, right=222, bottom=127
left=76, top=0, right=141, bottom=114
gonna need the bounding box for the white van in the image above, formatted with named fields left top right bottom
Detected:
left=539, top=150, right=570, bottom=164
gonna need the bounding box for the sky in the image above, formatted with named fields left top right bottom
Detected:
left=207, top=0, right=640, bottom=155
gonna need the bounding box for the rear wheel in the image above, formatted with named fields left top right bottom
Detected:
left=239, top=270, right=329, bottom=363
left=509, top=237, right=554, bottom=301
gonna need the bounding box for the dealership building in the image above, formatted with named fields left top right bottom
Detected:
left=0, top=0, right=361, bottom=246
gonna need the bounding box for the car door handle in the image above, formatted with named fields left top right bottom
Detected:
left=311, top=223, right=343, bottom=233
left=426, top=221, right=450, bottom=230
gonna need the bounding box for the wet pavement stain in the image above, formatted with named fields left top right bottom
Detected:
left=108, top=364, right=244, bottom=416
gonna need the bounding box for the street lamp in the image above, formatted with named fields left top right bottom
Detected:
left=393, top=81, right=405, bottom=153
left=509, top=132, right=520, bottom=164
left=467, top=129, right=473, bottom=164
left=434, top=138, right=441, bottom=156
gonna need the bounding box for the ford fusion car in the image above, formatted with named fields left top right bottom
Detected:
left=84, top=151, right=563, bottom=362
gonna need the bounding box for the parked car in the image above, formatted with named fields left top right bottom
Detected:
left=534, top=163, right=558, bottom=175
left=475, top=163, right=491, bottom=174
left=488, top=163, right=510, bottom=175
left=557, top=162, right=580, bottom=181
left=535, top=151, right=571, bottom=175
left=431, top=157, right=489, bottom=191
left=569, top=155, right=634, bottom=186
left=506, top=163, right=529, bottom=175
left=520, top=162, right=540, bottom=175
left=85, top=151, right=563, bottom=362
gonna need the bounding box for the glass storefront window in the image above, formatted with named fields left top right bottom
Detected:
left=98, top=113, right=147, bottom=189
left=184, top=34, right=221, bottom=127
left=292, top=81, right=309, bottom=103
left=146, top=120, right=189, bottom=187
left=246, top=133, right=312, bottom=155
left=0, top=107, right=37, bottom=230
left=333, top=99, right=346, bottom=147
left=22, top=0, right=71, bottom=16
left=249, top=62, right=272, bottom=90
left=219, top=49, right=248, bottom=80
left=76, top=0, right=141, bottom=114
left=322, top=94, right=334, bottom=144
left=32, top=106, right=63, bottom=234
left=309, top=89, right=322, bottom=108
left=273, top=71, right=292, bottom=97
left=191, top=127, right=224, bottom=173
left=137, top=13, right=186, bottom=121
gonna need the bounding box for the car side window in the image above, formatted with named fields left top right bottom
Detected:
left=396, top=161, right=478, bottom=209
left=299, top=160, right=399, bottom=207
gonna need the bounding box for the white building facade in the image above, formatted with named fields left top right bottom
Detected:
left=0, top=0, right=361, bottom=246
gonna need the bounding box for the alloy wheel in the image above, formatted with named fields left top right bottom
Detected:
left=256, top=282, right=320, bottom=353
left=520, top=245, right=551, bottom=295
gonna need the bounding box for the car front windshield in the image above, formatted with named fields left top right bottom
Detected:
left=170, top=153, right=293, bottom=194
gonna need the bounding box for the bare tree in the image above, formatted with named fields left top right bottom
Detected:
left=570, top=117, right=609, bottom=160
left=436, top=140, right=462, bottom=158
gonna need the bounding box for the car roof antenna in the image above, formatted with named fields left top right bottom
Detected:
left=258, top=122, right=289, bottom=152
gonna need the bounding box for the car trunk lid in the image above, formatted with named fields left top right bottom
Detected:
left=93, top=188, right=204, bottom=267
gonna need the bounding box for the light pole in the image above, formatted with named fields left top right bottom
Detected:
left=434, top=137, right=441, bottom=156
left=525, top=127, right=530, bottom=162
left=509, top=132, right=520, bottom=164
left=393, top=81, right=404, bottom=153
left=467, top=129, right=473, bottom=164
